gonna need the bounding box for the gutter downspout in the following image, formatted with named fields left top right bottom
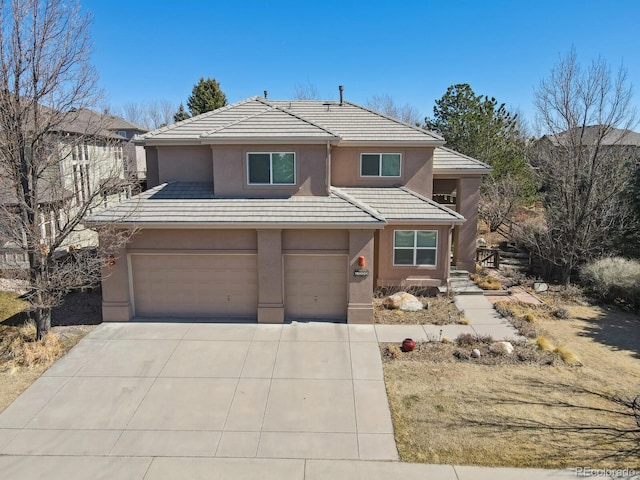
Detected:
left=326, top=141, right=331, bottom=196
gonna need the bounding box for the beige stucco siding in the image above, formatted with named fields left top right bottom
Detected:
left=282, top=230, right=348, bottom=252
left=157, top=146, right=213, bottom=185
left=375, top=224, right=452, bottom=287
left=211, top=144, right=328, bottom=197
left=128, top=229, right=257, bottom=251
left=331, top=146, right=434, bottom=198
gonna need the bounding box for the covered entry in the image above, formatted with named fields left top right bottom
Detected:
left=130, top=254, right=258, bottom=318
left=284, top=254, right=348, bottom=320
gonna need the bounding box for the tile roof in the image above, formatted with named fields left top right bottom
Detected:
left=432, top=147, right=492, bottom=173
left=271, top=100, right=443, bottom=143
left=202, top=107, right=339, bottom=142
left=85, top=182, right=385, bottom=226
left=542, top=125, right=640, bottom=147
left=86, top=183, right=465, bottom=226
left=139, top=97, right=444, bottom=145
left=335, top=186, right=464, bottom=223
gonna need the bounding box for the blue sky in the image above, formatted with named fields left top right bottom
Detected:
left=83, top=0, right=640, bottom=128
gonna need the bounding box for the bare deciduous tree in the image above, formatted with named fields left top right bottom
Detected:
left=119, top=100, right=177, bottom=129
left=0, top=0, right=135, bottom=339
left=293, top=81, right=320, bottom=100
left=480, top=174, right=523, bottom=233
left=366, top=93, right=421, bottom=126
left=522, top=49, right=637, bottom=283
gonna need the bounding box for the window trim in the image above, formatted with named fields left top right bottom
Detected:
left=392, top=230, right=438, bottom=267
left=246, top=152, right=296, bottom=185
left=360, top=153, right=402, bottom=178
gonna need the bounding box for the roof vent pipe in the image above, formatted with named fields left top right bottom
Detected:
left=339, top=85, right=344, bottom=105
left=264, top=90, right=268, bottom=99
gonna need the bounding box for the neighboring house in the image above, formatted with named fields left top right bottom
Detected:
left=536, top=125, right=640, bottom=159
left=0, top=108, right=130, bottom=269
left=103, top=116, right=149, bottom=185
left=89, top=95, right=491, bottom=323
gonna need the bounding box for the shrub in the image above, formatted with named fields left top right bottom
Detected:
left=554, top=345, right=581, bottom=365
left=580, top=257, right=640, bottom=310
left=536, top=336, right=555, bottom=352
left=552, top=307, right=570, bottom=319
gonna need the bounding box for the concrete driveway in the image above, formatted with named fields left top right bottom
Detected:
left=0, top=320, right=579, bottom=479
left=0, top=322, right=396, bottom=463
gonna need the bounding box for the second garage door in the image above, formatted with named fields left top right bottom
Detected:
left=131, top=254, right=258, bottom=318
left=284, top=254, right=348, bottom=320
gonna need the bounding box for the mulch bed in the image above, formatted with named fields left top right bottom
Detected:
left=380, top=339, right=561, bottom=366
left=51, top=289, right=102, bottom=326
left=373, top=295, right=463, bottom=325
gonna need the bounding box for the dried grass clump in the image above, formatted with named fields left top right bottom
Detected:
left=455, top=333, right=476, bottom=346
left=459, top=317, right=470, bottom=325
left=523, top=313, right=537, bottom=323
left=8, top=321, right=63, bottom=367
left=553, top=345, right=581, bottom=365
left=387, top=344, right=403, bottom=359
left=581, top=257, right=640, bottom=310
left=470, top=273, right=502, bottom=290
left=536, top=336, right=555, bottom=352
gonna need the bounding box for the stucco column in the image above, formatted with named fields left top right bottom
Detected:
left=101, top=244, right=132, bottom=322
left=257, top=229, right=284, bottom=323
left=347, top=229, right=375, bottom=324
left=456, top=177, right=482, bottom=272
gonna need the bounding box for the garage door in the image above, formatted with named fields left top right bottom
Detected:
left=131, top=254, right=258, bottom=318
left=284, top=255, right=348, bottom=320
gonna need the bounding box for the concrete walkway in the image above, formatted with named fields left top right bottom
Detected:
left=0, top=320, right=577, bottom=479
left=454, top=294, right=526, bottom=341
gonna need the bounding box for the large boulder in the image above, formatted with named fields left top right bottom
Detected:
left=489, top=341, right=514, bottom=355
left=385, top=292, right=423, bottom=311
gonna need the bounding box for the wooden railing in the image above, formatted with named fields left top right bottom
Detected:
left=476, top=248, right=500, bottom=268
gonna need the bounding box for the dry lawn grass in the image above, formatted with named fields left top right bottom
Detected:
left=374, top=294, right=462, bottom=325
left=384, top=297, right=640, bottom=468
left=0, top=290, right=95, bottom=412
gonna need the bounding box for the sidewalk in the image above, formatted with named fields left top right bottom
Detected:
left=0, top=456, right=580, bottom=479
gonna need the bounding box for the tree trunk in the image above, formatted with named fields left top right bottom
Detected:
left=34, top=304, right=52, bottom=340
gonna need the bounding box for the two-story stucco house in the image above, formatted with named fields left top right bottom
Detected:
left=89, top=94, right=490, bottom=323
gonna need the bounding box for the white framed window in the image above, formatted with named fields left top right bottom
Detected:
left=117, top=130, right=127, bottom=138
left=72, top=143, right=90, bottom=203
left=360, top=153, right=401, bottom=177
left=247, top=152, right=295, bottom=185
left=393, top=230, right=437, bottom=266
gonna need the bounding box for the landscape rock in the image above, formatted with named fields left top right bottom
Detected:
left=385, top=292, right=423, bottom=311
left=533, top=282, right=549, bottom=293
left=489, top=341, right=514, bottom=355
left=471, top=348, right=481, bottom=358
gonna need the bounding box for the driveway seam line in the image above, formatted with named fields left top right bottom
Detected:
left=215, top=325, right=258, bottom=457
left=253, top=325, right=283, bottom=459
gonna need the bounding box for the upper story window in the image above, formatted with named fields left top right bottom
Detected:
left=393, top=230, right=437, bottom=266
left=117, top=130, right=127, bottom=138
left=360, top=153, right=401, bottom=177
left=247, top=152, right=295, bottom=185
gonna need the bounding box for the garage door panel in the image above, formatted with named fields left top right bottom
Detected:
left=284, top=255, right=347, bottom=320
left=131, top=254, right=258, bottom=318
